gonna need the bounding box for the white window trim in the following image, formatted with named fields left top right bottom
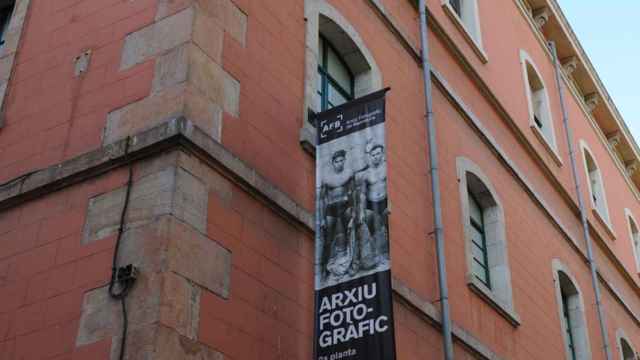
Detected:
left=0, top=0, right=31, bottom=127
left=519, top=50, right=563, bottom=166
left=552, top=259, right=592, bottom=360
left=579, top=140, right=615, bottom=238
left=456, top=157, right=520, bottom=326
left=300, top=0, right=382, bottom=152
left=624, top=209, right=640, bottom=274
left=615, top=328, right=638, bottom=360
left=440, top=0, right=488, bottom=63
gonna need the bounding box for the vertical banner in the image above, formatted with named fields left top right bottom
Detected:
left=314, top=88, right=395, bottom=360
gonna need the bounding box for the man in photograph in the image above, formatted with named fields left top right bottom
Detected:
left=357, top=142, right=389, bottom=263
left=319, top=149, right=356, bottom=279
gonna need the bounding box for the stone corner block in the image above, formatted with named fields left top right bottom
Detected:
left=223, top=71, right=240, bottom=117
left=173, top=167, right=208, bottom=234
left=187, top=44, right=226, bottom=106
left=222, top=0, right=247, bottom=47
left=167, top=220, right=231, bottom=298
left=120, top=7, right=195, bottom=71
left=82, top=164, right=208, bottom=245
left=152, top=44, right=190, bottom=94
left=160, top=272, right=201, bottom=340
left=176, top=151, right=233, bottom=203
left=76, top=286, right=119, bottom=348
left=156, top=325, right=224, bottom=359
left=193, top=8, right=224, bottom=64
left=104, top=83, right=188, bottom=145
left=114, top=325, right=223, bottom=360
left=75, top=273, right=163, bottom=348
left=82, top=168, right=176, bottom=245
left=184, top=85, right=223, bottom=142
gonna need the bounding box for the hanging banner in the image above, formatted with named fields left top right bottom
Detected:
left=314, top=88, right=395, bottom=360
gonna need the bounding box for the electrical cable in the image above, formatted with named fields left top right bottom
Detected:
left=107, top=136, right=137, bottom=360
left=119, top=298, right=128, bottom=360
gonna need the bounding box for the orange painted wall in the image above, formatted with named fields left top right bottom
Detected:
left=0, top=0, right=639, bottom=359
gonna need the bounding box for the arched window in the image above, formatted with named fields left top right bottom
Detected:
left=520, top=50, right=557, bottom=151
left=581, top=141, right=611, bottom=225
left=468, top=188, right=490, bottom=287
left=0, top=2, right=14, bottom=51
left=444, top=0, right=483, bottom=47
left=620, top=338, right=636, bottom=360
left=316, top=35, right=354, bottom=111
left=300, top=0, right=382, bottom=149
left=616, top=329, right=637, bottom=360
left=625, top=209, right=640, bottom=273
left=457, top=157, right=519, bottom=325
left=553, top=260, right=591, bottom=360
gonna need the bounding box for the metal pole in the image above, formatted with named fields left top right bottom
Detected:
left=418, top=2, right=454, bottom=359
left=549, top=40, right=612, bottom=360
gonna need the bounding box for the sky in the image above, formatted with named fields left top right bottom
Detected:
left=557, top=1, right=640, bottom=143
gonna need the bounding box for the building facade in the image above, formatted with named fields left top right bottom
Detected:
left=0, top=0, right=639, bottom=359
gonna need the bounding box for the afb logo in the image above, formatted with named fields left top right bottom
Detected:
left=319, top=114, right=344, bottom=139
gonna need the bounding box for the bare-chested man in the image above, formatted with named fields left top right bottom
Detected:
left=357, top=143, right=389, bottom=261
left=319, top=149, right=356, bottom=278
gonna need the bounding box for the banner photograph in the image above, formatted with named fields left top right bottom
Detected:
left=314, top=89, right=396, bottom=360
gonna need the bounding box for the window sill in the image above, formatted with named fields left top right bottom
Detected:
left=466, top=274, right=521, bottom=327
left=530, top=124, right=563, bottom=167
left=299, top=123, right=316, bottom=156
left=592, top=208, right=616, bottom=240
left=441, top=1, right=488, bottom=64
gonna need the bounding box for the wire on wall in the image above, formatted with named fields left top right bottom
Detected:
left=107, top=136, right=138, bottom=360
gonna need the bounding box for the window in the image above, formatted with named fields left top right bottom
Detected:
left=616, top=330, right=637, bottom=360
left=468, top=190, right=490, bottom=288
left=581, top=141, right=611, bottom=225
left=520, top=50, right=558, bottom=153
left=553, top=261, right=591, bottom=360
left=620, top=338, right=636, bottom=360
left=561, top=281, right=578, bottom=360
left=625, top=210, right=640, bottom=273
left=316, top=36, right=354, bottom=111
left=0, top=0, right=22, bottom=130
left=300, top=1, right=382, bottom=150
left=0, top=2, right=14, bottom=51
left=528, top=65, right=547, bottom=130
left=449, top=0, right=462, bottom=16
left=457, top=157, right=519, bottom=325
left=443, top=0, right=483, bottom=48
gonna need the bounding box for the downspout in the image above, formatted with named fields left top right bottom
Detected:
left=549, top=41, right=612, bottom=360
left=418, top=2, right=454, bottom=359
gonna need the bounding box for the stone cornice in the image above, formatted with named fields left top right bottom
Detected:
left=0, top=117, right=314, bottom=231
left=545, top=0, right=640, bottom=193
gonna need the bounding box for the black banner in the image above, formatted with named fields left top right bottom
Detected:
left=314, top=88, right=395, bottom=360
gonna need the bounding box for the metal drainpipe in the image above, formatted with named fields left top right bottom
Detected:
left=549, top=40, right=612, bottom=360
left=418, top=1, right=454, bottom=359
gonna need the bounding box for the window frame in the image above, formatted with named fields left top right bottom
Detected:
left=520, top=49, right=562, bottom=166
left=300, top=1, right=382, bottom=152
left=624, top=209, right=640, bottom=274
left=441, top=0, right=487, bottom=63
left=616, top=329, right=637, bottom=360
left=580, top=140, right=615, bottom=237
left=0, top=2, right=13, bottom=50
left=449, top=0, right=462, bottom=16
left=0, top=0, right=25, bottom=129
left=468, top=190, right=491, bottom=288
left=561, top=279, right=578, bottom=360
left=552, top=260, right=592, bottom=360
left=457, top=157, right=520, bottom=327
left=317, top=35, right=355, bottom=112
